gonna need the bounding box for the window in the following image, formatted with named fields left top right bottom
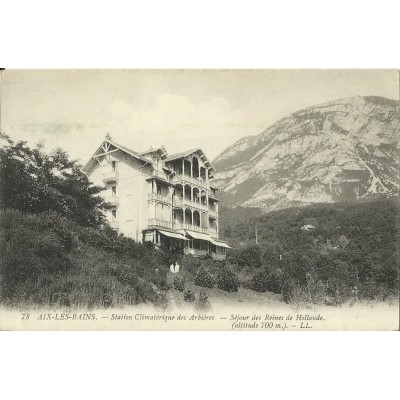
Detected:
left=156, top=185, right=162, bottom=195
left=112, top=186, right=117, bottom=196
left=111, top=209, right=117, bottom=220
left=111, top=161, right=116, bottom=171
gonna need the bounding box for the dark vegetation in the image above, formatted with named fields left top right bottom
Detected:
left=0, top=209, right=168, bottom=308
left=219, top=198, right=399, bottom=305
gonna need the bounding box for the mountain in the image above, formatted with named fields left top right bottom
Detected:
left=213, top=96, right=400, bottom=211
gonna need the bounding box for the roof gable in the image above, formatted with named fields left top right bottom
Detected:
left=82, top=138, right=150, bottom=173
left=166, top=148, right=215, bottom=173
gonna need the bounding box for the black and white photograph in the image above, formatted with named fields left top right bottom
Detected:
left=0, top=69, right=398, bottom=330
left=2, top=2, right=400, bottom=400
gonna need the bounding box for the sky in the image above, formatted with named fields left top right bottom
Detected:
left=1, top=69, right=398, bottom=163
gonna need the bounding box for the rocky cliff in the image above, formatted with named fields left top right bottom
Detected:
left=213, top=96, right=400, bottom=211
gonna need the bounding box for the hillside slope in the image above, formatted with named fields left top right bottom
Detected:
left=213, top=96, right=400, bottom=211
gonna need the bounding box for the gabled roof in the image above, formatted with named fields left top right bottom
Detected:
left=166, top=148, right=215, bottom=173
left=140, top=146, right=168, bottom=159
left=82, top=139, right=215, bottom=176
left=82, top=138, right=150, bottom=173
left=166, top=148, right=199, bottom=160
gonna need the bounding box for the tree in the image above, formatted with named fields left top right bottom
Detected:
left=0, top=133, right=108, bottom=227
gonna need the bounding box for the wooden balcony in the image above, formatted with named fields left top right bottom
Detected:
left=148, top=193, right=170, bottom=203
left=172, top=174, right=208, bottom=189
left=183, top=224, right=208, bottom=233
left=173, top=221, right=183, bottom=230
left=148, top=219, right=172, bottom=229
left=173, top=196, right=208, bottom=211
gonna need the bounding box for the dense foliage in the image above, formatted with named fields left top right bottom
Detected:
left=221, top=198, right=399, bottom=304
left=194, top=267, right=214, bottom=288
left=0, top=209, right=168, bottom=308
left=217, top=266, right=239, bottom=292
left=0, top=133, right=109, bottom=227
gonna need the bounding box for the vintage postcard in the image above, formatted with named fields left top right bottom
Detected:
left=0, top=69, right=399, bottom=330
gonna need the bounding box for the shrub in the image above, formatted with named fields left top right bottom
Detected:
left=250, top=270, right=269, bottom=292
left=183, top=289, right=196, bottom=302
left=217, top=266, right=239, bottom=292
left=152, top=287, right=169, bottom=311
left=194, top=267, right=214, bottom=288
left=283, top=273, right=326, bottom=306
left=195, top=290, right=212, bottom=311
left=181, top=255, right=203, bottom=277
left=0, top=209, right=164, bottom=309
left=146, top=267, right=168, bottom=290
left=266, top=270, right=284, bottom=294
left=173, top=276, right=186, bottom=292
left=249, top=268, right=283, bottom=293
left=229, top=244, right=263, bottom=268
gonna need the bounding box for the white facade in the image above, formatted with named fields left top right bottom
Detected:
left=83, top=137, right=230, bottom=260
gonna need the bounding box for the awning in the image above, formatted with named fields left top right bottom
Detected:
left=185, top=230, right=231, bottom=248
left=209, top=238, right=232, bottom=249
left=184, top=230, right=211, bottom=241
left=158, top=230, right=189, bottom=240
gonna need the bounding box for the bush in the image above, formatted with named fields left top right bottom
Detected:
left=173, top=276, right=186, bottom=292
left=0, top=209, right=163, bottom=308
left=181, top=255, right=203, bottom=278
left=194, top=267, right=214, bottom=288
left=248, top=267, right=284, bottom=293
left=283, top=273, right=326, bottom=306
left=249, top=270, right=269, bottom=292
left=183, top=289, right=196, bottom=302
left=147, top=267, right=168, bottom=290
left=217, top=266, right=239, bottom=292
left=195, top=290, right=212, bottom=311
left=229, top=244, right=263, bottom=268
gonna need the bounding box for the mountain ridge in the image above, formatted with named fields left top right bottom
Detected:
left=212, top=95, right=400, bottom=211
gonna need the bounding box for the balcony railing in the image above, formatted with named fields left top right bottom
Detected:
left=211, top=252, right=226, bottom=261
left=183, top=223, right=208, bottom=233
left=173, top=221, right=183, bottom=230
left=102, top=170, right=119, bottom=183
left=173, top=220, right=210, bottom=232
left=172, top=196, right=208, bottom=211
left=148, top=193, right=170, bottom=202
left=148, top=219, right=172, bottom=229
left=172, top=173, right=208, bottom=188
